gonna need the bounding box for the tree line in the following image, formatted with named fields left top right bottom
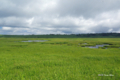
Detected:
left=0, top=33, right=120, bottom=38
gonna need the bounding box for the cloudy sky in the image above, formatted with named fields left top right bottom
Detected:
left=0, top=0, right=120, bottom=34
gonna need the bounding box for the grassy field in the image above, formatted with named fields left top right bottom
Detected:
left=0, top=38, right=120, bottom=80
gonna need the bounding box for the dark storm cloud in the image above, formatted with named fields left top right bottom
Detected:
left=0, top=0, right=120, bottom=34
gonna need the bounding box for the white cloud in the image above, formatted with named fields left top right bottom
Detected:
left=95, top=10, right=120, bottom=27
left=26, top=17, right=34, bottom=26
left=2, top=27, right=12, bottom=30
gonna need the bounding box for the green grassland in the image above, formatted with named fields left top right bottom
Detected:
left=0, top=38, right=120, bottom=80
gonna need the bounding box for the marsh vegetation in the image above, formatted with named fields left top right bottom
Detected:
left=0, top=38, right=120, bottom=80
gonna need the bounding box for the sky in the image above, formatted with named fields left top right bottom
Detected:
left=0, top=0, right=120, bottom=35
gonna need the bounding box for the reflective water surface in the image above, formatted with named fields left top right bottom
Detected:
left=21, top=40, right=48, bottom=42
left=85, top=44, right=109, bottom=49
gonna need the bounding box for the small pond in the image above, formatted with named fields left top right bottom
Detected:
left=78, top=43, right=87, bottom=45
left=21, top=40, right=48, bottom=42
left=83, top=43, right=87, bottom=45
left=85, top=44, right=109, bottom=49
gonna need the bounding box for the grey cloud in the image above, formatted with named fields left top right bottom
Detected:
left=1, top=0, right=120, bottom=18
left=56, top=0, right=120, bottom=18
left=89, top=25, right=120, bottom=33
left=0, top=17, right=29, bottom=27
left=0, top=0, right=120, bottom=34
left=0, top=0, right=43, bottom=18
left=90, top=26, right=110, bottom=33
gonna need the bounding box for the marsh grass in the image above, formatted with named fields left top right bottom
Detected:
left=0, top=38, right=120, bottom=80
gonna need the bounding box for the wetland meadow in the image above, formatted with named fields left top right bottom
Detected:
left=0, top=38, right=120, bottom=80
